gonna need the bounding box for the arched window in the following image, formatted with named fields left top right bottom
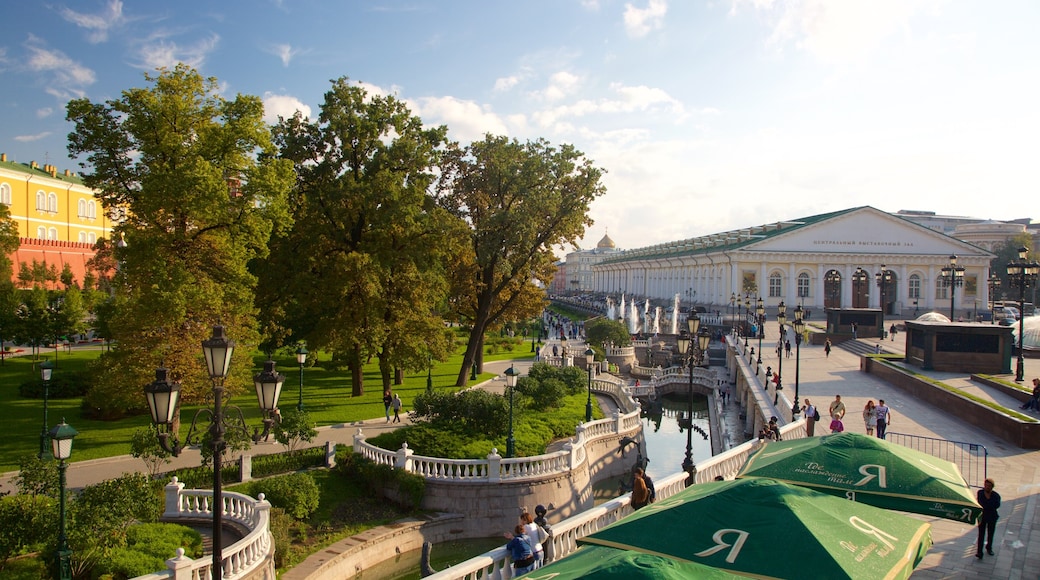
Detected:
left=909, top=274, right=921, bottom=299
left=78, top=232, right=87, bottom=243
left=769, top=272, right=782, bottom=297
left=935, top=277, right=948, bottom=299
left=87, top=200, right=97, bottom=219
left=0, top=183, right=11, bottom=205
left=78, top=199, right=87, bottom=218
left=88, top=232, right=96, bottom=243
left=37, top=226, right=46, bottom=238
left=797, top=273, right=810, bottom=298
left=47, top=192, right=58, bottom=213
left=36, top=191, right=46, bottom=210
left=48, top=227, right=58, bottom=240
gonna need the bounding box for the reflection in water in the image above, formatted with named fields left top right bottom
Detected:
left=359, top=537, right=504, bottom=580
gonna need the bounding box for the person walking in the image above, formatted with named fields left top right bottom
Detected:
left=863, top=400, right=877, bottom=436
left=851, top=322, right=858, bottom=339
left=828, top=395, right=846, bottom=421
left=889, top=323, right=897, bottom=341
left=875, top=399, right=891, bottom=439
left=824, top=338, right=832, bottom=357
left=976, top=478, right=1001, bottom=559
left=784, top=339, right=792, bottom=358
left=804, top=398, right=818, bottom=436
left=383, top=390, right=393, bottom=423
left=391, top=393, right=403, bottom=423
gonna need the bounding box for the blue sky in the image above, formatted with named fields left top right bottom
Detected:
left=2, top=0, right=1038, bottom=252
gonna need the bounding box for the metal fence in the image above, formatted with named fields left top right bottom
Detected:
left=886, top=432, right=988, bottom=488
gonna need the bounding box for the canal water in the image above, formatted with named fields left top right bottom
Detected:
left=360, top=392, right=712, bottom=579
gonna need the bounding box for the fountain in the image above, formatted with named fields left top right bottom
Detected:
left=619, top=294, right=626, bottom=323
left=606, top=297, right=616, bottom=322
left=671, top=294, right=680, bottom=334
left=628, top=300, right=639, bottom=334
left=653, top=306, right=661, bottom=335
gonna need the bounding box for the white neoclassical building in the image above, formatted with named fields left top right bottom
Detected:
left=592, top=206, right=997, bottom=318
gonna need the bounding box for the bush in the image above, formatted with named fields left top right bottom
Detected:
left=252, top=447, right=325, bottom=478
left=249, top=473, right=319, bottom=520
left=0, top=495, right=56, bottom=564
left=350, top=456, right=425, bottom=510
left=169, top=462, right=241, bottom=488
left=273, top=409, right=318, bottom=453
left=129, top=427, right=172, bottom=477
left=267, top=507, right=307, bottom=569
left=18, top=372, right=91, bottom=399
left=91, top=523, right=203, bottom=579
left=515, top=376, right=566, bottom=410
left=410, top=388, right=508, bottom=436
left=15, top=455, right=59, bottom=498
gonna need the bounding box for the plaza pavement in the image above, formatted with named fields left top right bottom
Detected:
left=1, top=328, right=1037, bottom=579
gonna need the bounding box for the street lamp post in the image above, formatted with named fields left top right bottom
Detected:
left=39, top=359, right=54, bottom=458
left=677, top=314, right=710, bottom=487
left=505, top=365, right=518, bottom=457
left=50, top=420, right=77, bottom=580
left=756, top=297, right=765, bottom=366
left=585, top=347, right=596, bottom=423
left=875, top=265, right=889, bottom=338
left=988, top=273, right=1001, bottom=324
left=295, top=345, right=308, bottom=411
left=744, top=295, right=751, bottom=349
left=775, top=302, right=787, bottom=406
left=426, top=353, right=434, bottom=393
left=1007, top=247, right=1040, bottom=382
left=729, top=293, right=736, bottom=338
left=941, top=255, right=965, bottom=321
left=792, top=305, right=805, bottom=418
left=143, top=325, right=285, bottom=577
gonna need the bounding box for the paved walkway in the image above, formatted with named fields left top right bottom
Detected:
left=3, top=329, right=1038, bottom=578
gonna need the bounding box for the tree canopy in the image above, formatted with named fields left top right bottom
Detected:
left=436, top=135, right=606, bottom=385
left=66, top=64, right=295, bottom=415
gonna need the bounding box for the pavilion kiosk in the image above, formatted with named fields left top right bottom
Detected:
left=904, top=321, right=1013, bottom=373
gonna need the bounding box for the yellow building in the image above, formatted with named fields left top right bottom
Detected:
left=0, top=152, right=116, bottom=285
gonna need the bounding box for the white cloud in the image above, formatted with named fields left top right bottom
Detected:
left=24, top=37, right=96, bottom=92
left=14, top=132, right=52, bottom=142
left=581, top=0, right=602, bottom=10
left=262, top=93, right=312, bottom=124
left=269, top=43, right=302, bottom=67
left=407, top=96, right=510, bottom=143
left=494, top=75, right=521, bottom=92
left=36, top=107, right=53, bottom=118
left=532, top=82, right=687, bottom=127
left=133, top=32, right=220, bottom=70
left=60, top=0, right=126, bottom=43
left=532, top=71, right=582, bottom=102
left=624, top=0, right=668, bottom=38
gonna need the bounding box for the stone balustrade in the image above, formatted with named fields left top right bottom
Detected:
left=133, top=477, right=274, bottom=580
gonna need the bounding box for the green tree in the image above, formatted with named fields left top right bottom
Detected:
left=260, top=77, right=459, bottom=396
left=0, top=281, right=19, bottom=365
left=990, top=232, right=1036, bottom=301
left=436, top=135, right=606, bottom=385
left=585, top=318, right=631, bottom=351
left=273, top=408, right=318, bottom=453
left=66, top=64, right=295, bottom=416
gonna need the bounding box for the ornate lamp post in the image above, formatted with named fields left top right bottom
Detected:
left=38, top=359, right=54, bottom=458
left=744, top=295, right=751, bottom=349
left=50, top=420, right=77, bottom=580
left=1007, top=247, right=1040, bottom=382
left=143, top=326, right=284, bottom=577
left=295, top=345, right=308, bottom=411
left=775, top=302, right=787, bottom=405
left=729, top=293, right=736, bottom=338
left=792, top=305, right=805, bottom=418
left=676, top=314, right=709, bottom=487
left=988, top=273, right=1002, bottom=324
left=875, top=265, right=890, bottom=338
left=941, top=255, right=965, bottom=321
left=585, top=347, right=596, bottom=422
left=504, top=365, right=518, bottom=457
left=756, top=297, right=765, bottom=365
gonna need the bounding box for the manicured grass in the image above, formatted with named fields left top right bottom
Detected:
left=0, top=337, right=536, bottom=473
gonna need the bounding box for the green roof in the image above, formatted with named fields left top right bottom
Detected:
left=0, top=158, right=85, bottom=186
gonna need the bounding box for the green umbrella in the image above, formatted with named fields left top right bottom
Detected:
left=528, top=545, right=748, bottom=579
left=580, top=478, right=932, bottom=580
left=736, top=432, right=981, bottom=523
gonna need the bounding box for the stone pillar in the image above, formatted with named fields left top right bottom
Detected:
left=353, top=428, right=366, bottom=448
left=166, top=548, right=194, bottom=580
left=240, top=453, right=252, bottom=482
left=395, top=443, right=414, bottom=471
left=164, top=477, right=184, bottom=519
left=487, top=449, right=502, bottom=483
left=325, top=441, right=337, bottom=469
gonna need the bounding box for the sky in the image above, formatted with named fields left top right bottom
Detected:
left=2, top=0, right=1039, bottom=253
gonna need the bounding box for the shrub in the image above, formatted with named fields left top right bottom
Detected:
left=515, top=376, right=566, bottom=410
left=273, top=409, right=318, bottom=453
left=410, top=388, right=508, bottom=436
left=169, top=462, right=241, bottom=488
left=91, top=523, right=203, bottom=579
left=129, top=427, right=172, bottom=477
left=249, top=473, right=319, bottom=520
left=267, top=507, right=307, bottom=569
left=18, top=372, right=91, bottom=399
left=252, top=446, right=325, bottom=478
left=0, top=495, right=56, bottom=564
left=351, top=456, right=425, bottom=510
left=15, top=454, right=58, bottom=498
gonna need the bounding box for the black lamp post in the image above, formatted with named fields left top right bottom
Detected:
left=941, top=255, right=965, bottom=321
left=988, top=273, right=1002, bottom=325
left=729, top=293, right=736, bottom=338
left=143, top=325, right=284, bottom=577
left=585, top=347, right=595, bottom=423
left=38, top=359, right=54, bottom=459
left=744, top=295, right=751, bottom=349
left=775, top=302, right=787, bottom=406
left=295, top=345, right=308, bottom=411
left=875, top=265, right=890, bottom=338
left=50, top=419, right=77, bottom=580
left=1007, top=247, right=1040, bottom=382
left=504, top=365, right=518, bottom=457
left=756, top=297, right=765, bottom=365
left=677, top=314, right=709, bottom=487
left=791, top=305, right=805, bottom=417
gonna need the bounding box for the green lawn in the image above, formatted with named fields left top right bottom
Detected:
left=0, top=337, right=537, bottom=473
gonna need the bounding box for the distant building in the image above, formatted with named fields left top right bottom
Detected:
left=0, top=153, right=117, bottom=286
left=561, top=232, right=622, bottom=293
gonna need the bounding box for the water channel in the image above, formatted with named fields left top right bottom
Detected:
left=359, top=391, right=712, bottom=579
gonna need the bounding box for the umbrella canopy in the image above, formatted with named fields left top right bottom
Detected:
left=580, top=478, right=932, bottom=580
left=531, top=545, right=748, bottom=579
left=1011, top=315, right=1040, bottom=351
left=736, top=432, right=981, bottom=523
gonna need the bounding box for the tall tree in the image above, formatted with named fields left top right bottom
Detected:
left=258, top=78, right=459, bottom=396
left=437, top=135, right=606, bottom=385
left=66, top=64, right=295, bottom=416
left=0, top=203, right=21, bottom=364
